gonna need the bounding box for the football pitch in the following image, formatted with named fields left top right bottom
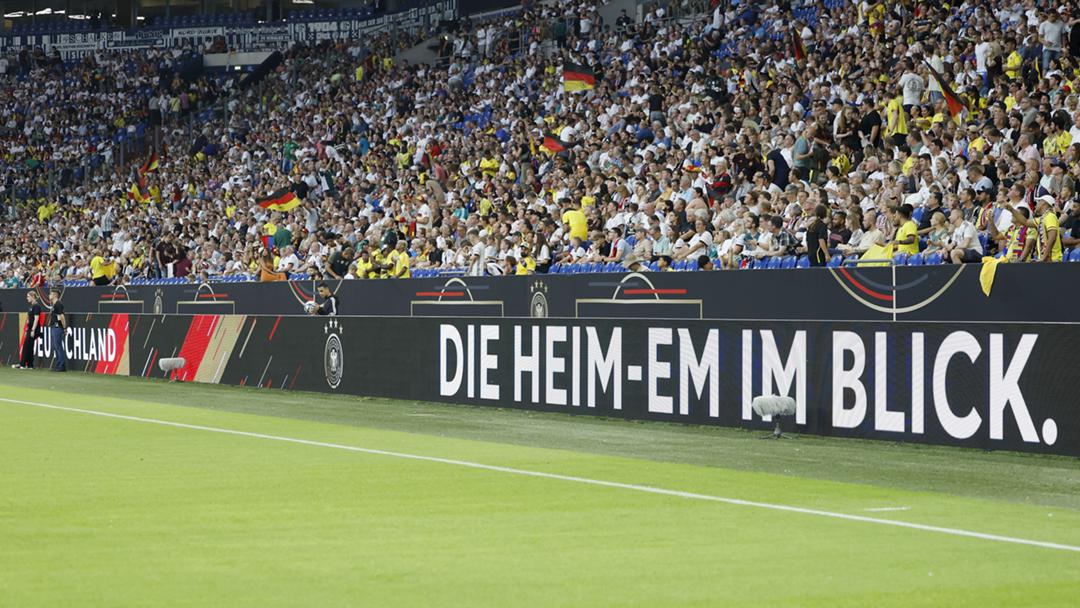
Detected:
left=2, top=370, right=1079, bottom=606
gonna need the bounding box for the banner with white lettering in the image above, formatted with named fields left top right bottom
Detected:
left=3, top=313, right=1069, bottom=455
left=423, top=319, right=1071, bottom=455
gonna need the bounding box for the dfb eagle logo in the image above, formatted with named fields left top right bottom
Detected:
left=529, top=280, right=549, bottom=318
left=323, top=319, right=343, bottom=389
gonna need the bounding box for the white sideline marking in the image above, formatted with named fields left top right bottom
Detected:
left=865, top=507, right=912, bottom=512
left=1, top=396, right=1079, bottom=555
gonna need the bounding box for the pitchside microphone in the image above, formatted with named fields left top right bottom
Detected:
left=159, top=357, right=187, bottom=381
left=751, top=395, right=797, bottom=439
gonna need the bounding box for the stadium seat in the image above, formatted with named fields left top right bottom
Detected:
left=893, top=253, right=909, bottom=266
left=781, top=255, right=797, bottom=269
left=907, top=253, right=924, bottom=266
left=912, top=207, right=925, bottom=224
left=827, top=254, right=842, bottom=268
left=1069, top=248, right=1080, bottom=262
left=767, top=256, right=782, bottom=269
left=797, top=255, right=810, bottom=268
left=926, top=252, right=944, bottom=265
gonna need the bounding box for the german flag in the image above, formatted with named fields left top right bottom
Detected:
left=257, top=188, right=301, bottom=212
left=791, top=31, right=807, bottom=62
left=562, top=63, right=596, bottom=92
left=924, top=61, right=965, bottom=123
left=139, top=152, right=159, bottom=175
left=540, top=132, right=568, bottom=154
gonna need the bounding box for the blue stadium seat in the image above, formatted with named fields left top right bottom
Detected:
left=781, top=255, right=797, bottom=269
left=926, top=252, right=944, bottom=265
left=1069, top=248, right=1080, bottom=262
left=907, top=253, right=924, bottom=266
left=912, top=207, right=925, bottom=224
left=797, top=255, right=810, bottom=268
left=827, top=254, right=842, bottom=268
left=767, top=256, right=782, bottom=269
left=844, top=255, right=860, bottom=266
left=893, top=253, right=909, bottom=266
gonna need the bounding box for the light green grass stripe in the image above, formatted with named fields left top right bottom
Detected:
left=3, top=395, right=1079, bottom=555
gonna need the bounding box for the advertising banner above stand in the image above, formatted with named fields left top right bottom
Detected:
left=0, top=1, right=456, bottom=58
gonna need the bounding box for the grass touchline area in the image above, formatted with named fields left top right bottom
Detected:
left=3, top=370, right=1080, bottom=607
left=3, top=393, right=1079, bottom=555
left=1, top=369, right=1078, bottom=512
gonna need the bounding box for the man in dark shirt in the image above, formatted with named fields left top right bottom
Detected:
left=648, top=88, right=665, bottom=123
left=327, top=246, right=354, bottom=279
left=828, top=210, right=851, bottom=250
left=15, top=291, right=42, bottom=369
left=311, top=283, right=339, bottom=316
left=858, top=98, right=883, bottom=149
left=766, top=143, right=791, bottom=190
left=1062, top=204, right=1080, bottom=248
left=918, top=193, right=944, bottom=234
left=48, top=288, right=67, bottom=372
left=291, top=175, right=310, bottom=200
left=807, top=204, right=831, bottom=266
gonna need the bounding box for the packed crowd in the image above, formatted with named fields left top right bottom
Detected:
left=3, top=0, right=1080, bottom=289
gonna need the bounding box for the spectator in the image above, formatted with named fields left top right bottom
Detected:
left=893, top=204, right=920, bottom=257
left=945, top=208, right=984, bottom=264
left=806, top=205, right=830, bottom=267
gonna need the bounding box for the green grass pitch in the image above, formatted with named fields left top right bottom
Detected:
left=2, top=369, right=1079, bottom=606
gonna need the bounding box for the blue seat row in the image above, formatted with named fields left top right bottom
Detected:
left=52, top=247, right=1080, bottom=290
left=152, top=12, right=257, bottom=27
left=287, top=7, right=375, bottom=22
left=550, top=262, right=632, bottom=274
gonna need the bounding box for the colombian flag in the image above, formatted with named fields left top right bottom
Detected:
left=257, top=188, right=301, bottom=212
left=562, top=63, right=596, bottom=92
left=540, top=132, right=567, bottom=154
left=924, top=61, right=966, bottom=124
left=139, top=152, right=159, bottom=175
left=129, top=182, right=151, bottom=204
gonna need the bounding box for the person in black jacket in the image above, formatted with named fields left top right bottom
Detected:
left=311, top=283, right=339, bottom=317
left=806, top=204, right=831, bottom=266
left=48, top=288, right=67, bottom=372
left=14, top=291, right=42, bottom=369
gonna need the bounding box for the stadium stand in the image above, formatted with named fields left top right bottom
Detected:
left=3, top=0, right=1080, bottom=289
